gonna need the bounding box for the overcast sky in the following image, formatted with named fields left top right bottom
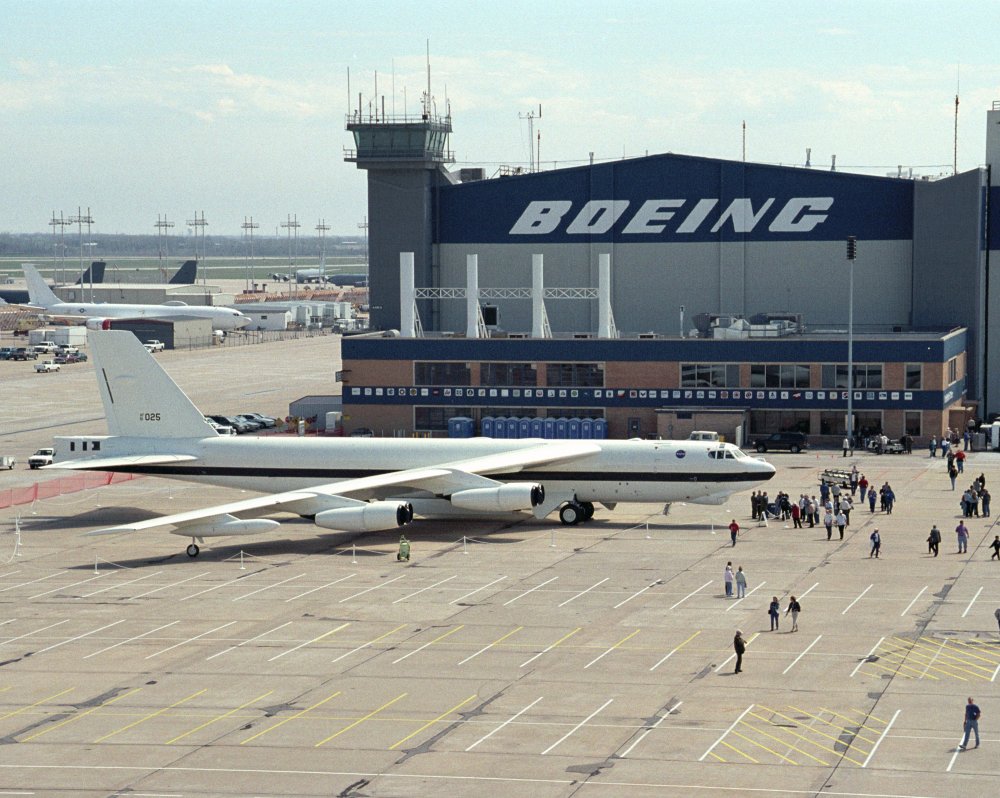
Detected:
left=2, top=0, right=997, bottom=237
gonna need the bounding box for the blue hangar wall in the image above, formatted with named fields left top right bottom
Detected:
left=430, top=153, right=990, bottom=408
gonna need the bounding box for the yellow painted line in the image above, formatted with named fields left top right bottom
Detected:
left=330, top=623, right=408, bottom=664
left=872, top=647, right=947, bottom=679
left=788, top=705, right=878, bottom=745
left=94, top=689, right=206, bottom=743
left=388, top=693, right=478, bottom=751
left=0, top=687, right=74, bottom=723
left=751, top=708, right=864, bottom=766
left=902, top=636, right=997, bottom=671
left=719, top=740, right=757, bottom=763
left=392, top=625, right=464, bottom=664
left=521, top=627, right=582, bottom=667
left=458, top=626, right=523, bottom=665
left=0, top=686, right=11, bottom=694
left=166, top=690, right=273, bottom=744
left=20, top=688, right=142, bottom=742
left=921, top=636, right=1000, bottom=665
left=883, top=641, right=986, bottom=680
left=743, top=724, right=830, bottom=767
left=730, top=728, right=799, bottom=765
left=708, top=749, right=729, bottom=763
left=315, top=692, right=408, bottom=747
left=240, top=691, right=341, bottom=745
left=650, top=630, right=701, bottom=671
left=584, top=629, right=641, bottom=669
left=828, top=706, right=888, bottom=727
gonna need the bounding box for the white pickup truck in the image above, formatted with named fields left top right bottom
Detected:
left=34, top=360, right=60, bottom=373
left=28, top=448, right=54, bottom=469
left=143, top=340, right=165, bottom=352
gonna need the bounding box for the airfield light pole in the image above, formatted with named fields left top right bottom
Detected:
left=154, top=215, right=175, bottom=280
left=316, top=219, right=329, bottom=280
left=187, top=212, right=208, bottom=285
left=846, top=236, right=857, bottom=449
left=69, top=206, right=94, bottom=299
left=358, top=215, right=368, bottom=267
left=281, top=214, right=300, bottom=297
left=48, top=211, right=71, bottom=285
left=241, top=216, right=259, bottom=291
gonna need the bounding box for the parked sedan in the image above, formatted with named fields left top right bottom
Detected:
left=207, top=414, right=254, bottom=434
left=239, top=412, right=276, bottom=429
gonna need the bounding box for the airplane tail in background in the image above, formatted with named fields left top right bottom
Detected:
left=22, top=263, right=62, bottom=308
left=169, top=260, right=198, bottom=284
left=75, top=261, right=106, bottom=285
left=89, top=329, right=216, bottom=439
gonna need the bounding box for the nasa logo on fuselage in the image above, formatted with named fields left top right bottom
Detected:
left=675, top=449, right=687, bottom=459
left=509, top=197, right=833, bottom=236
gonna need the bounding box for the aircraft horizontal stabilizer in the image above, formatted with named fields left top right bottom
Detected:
left=46, top=454, right=199, bottom=471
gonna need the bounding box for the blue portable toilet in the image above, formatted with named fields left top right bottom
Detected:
left=494, top=416, right=508, bottom=438
left=581, top=418, right=594, bottom=439
left=481, top=416, right=495, bottom=438
left=518, top=417, right=532, bottom=438
left=505, top=417, right=519, bottom=438
left=594, top=418, right=608, bottom=438
left=530, top=417, right=545, bottom=438
left=555, top=417, right=569, bottom=438
left=543, top=417, right=557, bottom=439
left=448, top=416, right=473, bottom=438
left=568, top=418, right=581, bottom=439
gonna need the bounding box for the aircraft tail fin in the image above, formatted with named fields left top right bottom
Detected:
left=88, top=329, right=216, bottom=439
left=75, top=261, right=106, bottom=285
left=22, top=263, right=61, bottom=308
left=169, top=260, right=198, bottom=284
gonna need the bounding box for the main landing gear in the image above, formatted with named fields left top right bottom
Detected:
left=186, top=542, right=200, bottom=558
left=559, top=501, right=595, bottom=525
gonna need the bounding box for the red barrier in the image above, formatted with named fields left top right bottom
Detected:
left=0, top=472, right=141, bottom=510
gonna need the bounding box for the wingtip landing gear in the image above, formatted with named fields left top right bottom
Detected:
left=186, top=542, right=200, bottom=558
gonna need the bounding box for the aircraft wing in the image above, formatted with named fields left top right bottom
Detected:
left=86, top=440, right=602, bottom=535
left=48, top=454, right=199, bottom=470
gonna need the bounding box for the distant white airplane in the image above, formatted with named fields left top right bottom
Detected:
left=47, top=330, right=775, bottom=557
left=22, top=263, right=249, bottom=331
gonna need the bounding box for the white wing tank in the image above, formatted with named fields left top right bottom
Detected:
left=89, top=330, right=217, bottom=439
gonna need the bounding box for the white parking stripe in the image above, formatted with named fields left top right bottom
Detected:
left=842, top=584, right=873, bottom=614
left=83, top=621, right=180, bottom=659
left=699, top=703, right=754, bottom=761
left=613, top=579, right=660, bottom=609
left=180, top=573, right=259, bottom=602
left=619, top=701, right=681, bottom=758
left=799, top=582, right=820, bottom=599
left=269, top=623, right=350, bottom=662
left=465, top=697, right=543, bottom=752
left=29, top=574, right=104, bottom=600
left=145, top=621, right=238, bottom=659
left=862, top=708, right=900, bottom=767
left=900, top=586, right=928, bottom=616
left=35, top=620, right=126, bottom=654
left=206, top=622, right=293, bottom=660
left=78, top=571, right=163, bottom=599
left=450, top=576, right=507, bottom=605
left=130, top=571, right=211, bottom=599
left=724, top=581, right=766, bottom=612
left=962, top=586, right=983, bottom=618
left=782, top=634, right=822, bottom=674
left=0, top=572, right=58, bottom=594
left=668, top=580, right=712, bottom=610
left=503, top=576, right=558, bottom=606
left=0, top=620, right=69, bottom=647
left=232, top=574, right=305, bottom=601
left=850, top=636, right=885, bottom=678
left=285, top=574, right=356, bottom=602
left=540, top=698, right=613, bottom=755
left=392, top=575, right=457, bottom=604
left=339, top=574, right=406, bottom=603
left=558, top=578, right=609, bottom=608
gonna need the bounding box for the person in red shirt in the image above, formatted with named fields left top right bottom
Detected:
left=858, top=475, right=869, bottom=502
left=956, top=448, right=967, bottom=474
left=729, top=519, right=740, bottom=547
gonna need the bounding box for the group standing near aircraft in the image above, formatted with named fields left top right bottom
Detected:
left=22, top=263, right=250, bottom=331
left=46, top=330, right=775, bottom=556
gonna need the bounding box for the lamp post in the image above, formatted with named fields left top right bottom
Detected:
left=846, top=236, right=857, bottom=450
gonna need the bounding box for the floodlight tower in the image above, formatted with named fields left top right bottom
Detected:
left=187, top=212, right=208, bottom=285
left=48, top=211, right=72, bottom=285
left=242, top=216, right=259, bottom=290
left=281, top=214, right=300, bottom=296
left=154, top=214, right=175, bottom=280
left=69, top=206, right=94, bottom=298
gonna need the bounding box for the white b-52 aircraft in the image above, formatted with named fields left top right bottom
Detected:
left=22, top=263, right=250, bottom=331
left=48, top=330, right=775, bottom=556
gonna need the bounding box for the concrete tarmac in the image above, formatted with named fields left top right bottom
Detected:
left=1, top=335, right=999, bottom=797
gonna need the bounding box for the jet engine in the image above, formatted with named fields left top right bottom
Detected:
left=314, top=501, right=414, bottom=532
left=449, top=483, right=544, bottom=513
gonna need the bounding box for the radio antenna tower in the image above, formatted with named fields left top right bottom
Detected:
left=315, top=219, right=329, bottom=278
left=281, top=214, right=300, bottom=296
left=48, top=210, right=72, bottom=285
left=519, top=105, right=542, bottom=172
left=154, top=214, right=175, bottom=279
left=954, top=66, right=960, bottom=175
left=69, top=206, right=94, bottom=299
left=357, top=215, right=369, bottom=267
left=241, top=216, right=259, bottom=290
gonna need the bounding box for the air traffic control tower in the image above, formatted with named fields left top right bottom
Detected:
left=345, top=96, right=454, bottom=331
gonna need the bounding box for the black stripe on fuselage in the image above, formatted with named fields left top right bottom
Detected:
left=73, top=465, right=774, bottom=483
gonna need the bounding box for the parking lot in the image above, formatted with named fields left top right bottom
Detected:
left=2, top=334, right=999, bottom=796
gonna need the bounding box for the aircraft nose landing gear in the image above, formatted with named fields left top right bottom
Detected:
left=186, top=541, right=200, bottom=558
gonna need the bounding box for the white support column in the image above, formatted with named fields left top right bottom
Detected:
left=598, top=253, right=617, bottom=338
left=466, top=254, right=480, bottom=338
left=400, top=252, right=416, bottom=337
left=532, top=253, right=548, bottom=338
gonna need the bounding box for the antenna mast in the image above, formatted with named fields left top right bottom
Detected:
left=519, top=104, right=542, bottom=172
left=954, top=66, right=960, bottom=175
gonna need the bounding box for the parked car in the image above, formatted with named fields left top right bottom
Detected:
left=232, top=415, right=263, bottom=432
left=28, top=448, right=55, bottom=468
left=207, top=414, right=254, bottom=434
left=205, top=418, right=235, bottom=436
left=0, top=455, right=16, bottom=469
left=54, top=351, right=88, bottom=364
left=238, top=413, right=276, bottom=429
left=34, top=360, right=60, bottom=373
left=349, top=427, right=375, bottom=437
left=751, top=431, right=808, bottom=453
left=33, top=342, right=59, bottom=355
left=143, top=339, right=165, bottom=352
left=12, top=347, right=37, bottom=360
left=0, top=347, right=15, bottom=360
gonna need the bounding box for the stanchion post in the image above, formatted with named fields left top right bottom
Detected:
left=351, top=543, right=357, bottom=564
left=94, top=556, right=99, bottom=574
left=240, top=550, right=246, bottom=570
left=645, top=521, right=651, bottom=540
left=550, top=528, right=556, bottom=548
left=463, top=536, right=468, bottom=555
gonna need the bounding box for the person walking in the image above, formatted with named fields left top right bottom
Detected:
left=842, top=436, right=851, bottom=457
left=841, top=495, right=853, bottom=525
left=835, top=510, right=847, bottom=540
left=884, top=485, right=895, bottom=514
left=982, top=487, right=991, bottom=517
left=928, top=525, right=942, bottom=557
left=724, top=562, right=734, bottom=597
left=991, top=536, right=1000, bottom=561
left=959, top=697, right=981, bottom=750
left=735, top=565, right=747, bottom=598
left=768, top=597, right=780, bottom=630
left=733, top=630, right=746, bottom=673
left=929, top=436, right=938, bottom=457
left=785, top=596, right=801, bottom=632
left=850, top=465, right=859, bottom=496
left=729, top=519, right=740, bottom=547
left=949, top=462, right=959, bottom=491
left=824, top=509, right=834, bottom=541
left=869, top=528, right=881, bottom=558
left=791, top=501, right=802, bottom=529
left=868, top=488, right=877, bottom=513
left=995, top=607, right=1000, bottom=634
left=956, top=448, right=966, bottom=473
left=858, top=474, right=869, bottom=503
left=956, top=521, right=969, bottom=554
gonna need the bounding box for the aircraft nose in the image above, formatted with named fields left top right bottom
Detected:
left=233, top=315, right=251, bottom=329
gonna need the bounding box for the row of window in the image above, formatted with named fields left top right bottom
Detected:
left=750, top=410, right=923, bottom=437
left=415, top=361, right=928, bottom=390
left=415, top=406, right=605, bottom=431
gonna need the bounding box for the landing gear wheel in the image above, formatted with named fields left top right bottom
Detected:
left=186, top=543, right=200, bottom=558
left=580, top=502, right=595, bottom=521
left=559, top=502, right=584, bottom=525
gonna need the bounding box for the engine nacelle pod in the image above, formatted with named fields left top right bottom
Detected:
left=314, top=501, right=413, bottom=532
left=169, top=515, right=280, bottom=538
left=450, top=483, right=545, bottom=513
left=85, top=317, right=113, bottom=330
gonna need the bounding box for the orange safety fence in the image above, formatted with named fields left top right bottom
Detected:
left=0, top=472, right=142, bottom=510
